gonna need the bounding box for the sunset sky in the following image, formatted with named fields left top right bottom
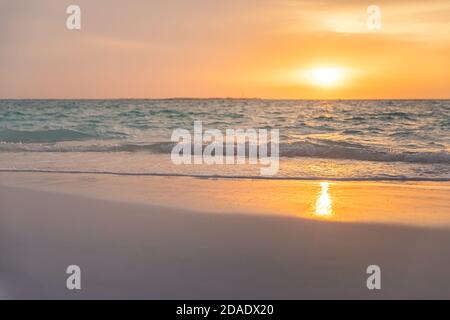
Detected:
left=1, top=0, right=450, bottom=99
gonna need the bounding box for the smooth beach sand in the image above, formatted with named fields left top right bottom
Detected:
left=0, top=172, right=450, bottom=299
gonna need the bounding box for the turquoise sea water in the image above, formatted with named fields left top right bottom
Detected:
left=0, top=99, right=449, bottom=180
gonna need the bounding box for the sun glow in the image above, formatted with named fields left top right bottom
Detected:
left=307, top=68, right=344, bottom=86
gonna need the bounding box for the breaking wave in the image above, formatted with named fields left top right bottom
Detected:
left=0, top=129, right=96, bottom=143
left=1, top=139, right=449, bottom=165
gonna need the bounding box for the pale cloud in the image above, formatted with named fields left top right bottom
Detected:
left=278, top=0, right=450, bottom=39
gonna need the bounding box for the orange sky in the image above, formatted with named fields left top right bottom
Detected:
left=1, top=0, right=450, bottom=99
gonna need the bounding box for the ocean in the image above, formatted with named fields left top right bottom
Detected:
left=0, top=99, right=449, bottom=181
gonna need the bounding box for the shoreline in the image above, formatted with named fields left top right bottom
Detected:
left=1, top=168, right=449, bottom=182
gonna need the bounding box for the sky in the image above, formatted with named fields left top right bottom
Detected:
left=1, top=0, right=450, bottom=99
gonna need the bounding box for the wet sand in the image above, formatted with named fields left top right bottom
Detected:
left=0, top=173, right=450, bottom=299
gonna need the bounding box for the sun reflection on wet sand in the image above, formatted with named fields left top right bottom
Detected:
left=315, top=182, right=333, bottom=217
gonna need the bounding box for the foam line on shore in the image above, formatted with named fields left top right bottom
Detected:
left=1, top=168, right=449, bottom=182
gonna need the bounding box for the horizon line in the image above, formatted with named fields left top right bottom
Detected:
left=1, top=97, right=450, bottom=101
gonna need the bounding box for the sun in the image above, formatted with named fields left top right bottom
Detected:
left=307, top=68, right=344, bottom=86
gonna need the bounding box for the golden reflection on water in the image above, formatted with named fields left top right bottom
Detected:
left=315, top=182, right=333, bottom=217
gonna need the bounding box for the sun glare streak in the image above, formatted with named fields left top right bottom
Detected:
left=315, top=182, right=333, bottom=217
